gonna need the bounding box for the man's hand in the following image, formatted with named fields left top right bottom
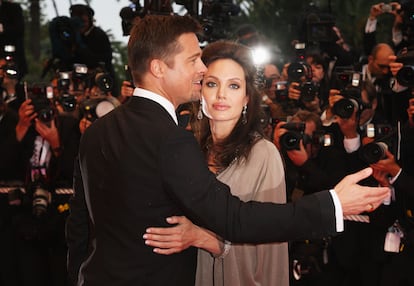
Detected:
left=272, top=121, right=287, bottom=150
left=389, top=55, right=403, bottom=77
left=288, top=82, right=301, bottom=101
left=286, top=140, right=308, bottom=167
left=370, top=149, right=401, bottom=177
left=369, top=3, right=384, bottom=20
left=334, top=167, right=391, bottom=215
left=407, top=97, right=414, bottom=127
left=35, top=118, right=60, bottom=149
left=144, top=216, right=221, bottom=255
left=336, top=108, right=359, bottom=139
left=16, top=99, right=36, bottom=141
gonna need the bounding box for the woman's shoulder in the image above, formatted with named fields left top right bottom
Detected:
left=249, top=138, right=282, bottom=162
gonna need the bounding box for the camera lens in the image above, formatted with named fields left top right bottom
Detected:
left=32, top=188, right=50, bottom=217
left=280, top=131, right=302, bottom=150
left=300, top=82, right=318, bottom=102
left=359, top=142, right=388, bottom=164
left=332, top=98, right=356, bottom=119
left=396, top=66, right=414, bottom=88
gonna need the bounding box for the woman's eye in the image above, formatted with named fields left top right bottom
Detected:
left=205, top=81, right=217, bottom=87
left=229, top=83, right=240, bottom=89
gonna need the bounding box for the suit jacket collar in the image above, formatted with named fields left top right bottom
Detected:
left=132, top=87, right=178, bottom=125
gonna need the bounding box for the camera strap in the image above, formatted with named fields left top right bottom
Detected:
left=30, top=136, right=51, bottom=181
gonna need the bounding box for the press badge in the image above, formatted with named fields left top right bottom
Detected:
left=384, top=220, right=404, bottom=253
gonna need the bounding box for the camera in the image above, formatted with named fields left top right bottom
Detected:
left=311, top=130, right=334, bottom=148
left=80, top=97, right=117, bottom=122
left=381, top=3, right=393, bottom=13
left=32, top=186, right=51, bottom=217
left=119, top=1, right=143, bottom=36
left=28, top=85, right=56, bottom=123
left=395, top=50, right=414, bottom=88
left=287, top=43, right=312, bottom=82
left=359, top=142, right=388, bottom=164
left=95, top=72, right=113, bottom=92
left=332, top=68, right=367, bottom=119
left=279, top=122, right=306, bottom=150
left=299, top=81, right=319, bottom=103
left=366, top=123, right=393, bottom=138
left=274, top=81, right=289, bottom=102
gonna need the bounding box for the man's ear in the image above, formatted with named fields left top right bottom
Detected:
left=149, top=59, right=165, bottom=78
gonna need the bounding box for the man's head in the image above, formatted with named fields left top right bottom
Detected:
left=128, top=15, right=206, bottom=107
left=70, top=4, right=94, bottom=33
left=368, top=43, right=395, bottom=79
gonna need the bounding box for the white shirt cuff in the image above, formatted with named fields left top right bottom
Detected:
left=389, top=168, right=402, bottom=184
left=329, top=189, right=344, bottom=232
left=343, top=134, right=361, bottom=153
left=365, top=18, right=377, bottom=33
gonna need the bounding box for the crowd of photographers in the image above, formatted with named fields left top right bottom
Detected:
left=1, top=1, right=414, bottom=286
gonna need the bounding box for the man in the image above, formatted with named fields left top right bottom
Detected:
left=66, top=15, right=390, bottom=286
left=363, top=43, right=409, bottom=124
left=0, top=0, right=27, bottom=78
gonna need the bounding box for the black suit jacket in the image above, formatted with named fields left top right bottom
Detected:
left=67, top=96, right=338, bottom=286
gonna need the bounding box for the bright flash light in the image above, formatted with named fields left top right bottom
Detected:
left=251, top=46, right=271, bottom=66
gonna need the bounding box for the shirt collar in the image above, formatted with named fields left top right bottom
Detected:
left=132, top=87, right=178, bottom=125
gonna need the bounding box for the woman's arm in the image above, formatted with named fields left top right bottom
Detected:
left=144, top=216, right=229, bottom=256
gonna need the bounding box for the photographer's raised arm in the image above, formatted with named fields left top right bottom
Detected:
left=15, top=99, right=36, bottom=142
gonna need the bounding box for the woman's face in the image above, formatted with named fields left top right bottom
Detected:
left=202, top=59, right=249, bottom=126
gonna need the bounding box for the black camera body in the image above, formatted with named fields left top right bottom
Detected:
left=28, top=85, right=55, bottom=123
left=280, top=122, right=306, bottom=150
left=332, top=68, right=367, bottom=119
left=396, top=49, right=414, bottom=88
left=360, top=123, right=395, bottom=164
left=299, top=81, right=319, bottom=103
left=359, top=142, right=388, bottom=164
left=80, top=97, right=116, bottom=122
left=31, top=185, right=51, bottom=217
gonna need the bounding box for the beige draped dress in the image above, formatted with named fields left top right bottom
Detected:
left=195, top=139, right=289, bottom=286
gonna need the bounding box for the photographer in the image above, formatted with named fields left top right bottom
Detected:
left=0, top=94, right=21, bottom=286
left=0, top=49, right=25, bottom=112
left=287, top=53, right=331, bottom=116
left=13, top=88, right=80, bottom=285
left=364, top=2, right=403, bottom=55
left=49, top=5, right=117, bottom=96
left=368, top=98, right=414, bottom=285
left=0, top=0, right=27, bottom=79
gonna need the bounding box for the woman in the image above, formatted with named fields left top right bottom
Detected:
left=144, top=40, right=289, bottom=286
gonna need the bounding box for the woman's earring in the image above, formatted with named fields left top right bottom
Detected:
left=241, top=105, right=247, bottom=124
left=197, top=99, right=203, bottom=120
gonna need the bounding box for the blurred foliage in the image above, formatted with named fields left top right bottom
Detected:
left=18, top=0, right=398, bottom=87
left=231, top=0, right=396, bottom=63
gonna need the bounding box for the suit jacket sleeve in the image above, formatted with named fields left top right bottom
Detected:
left=66, top=156, right=89, bottom=286
left=394, top=170, right=414, bottom=200
left=159, top=129, right=337, bottom=244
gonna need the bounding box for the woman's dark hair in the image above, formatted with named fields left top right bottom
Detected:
left=194, top=40, right=265, bottom=170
